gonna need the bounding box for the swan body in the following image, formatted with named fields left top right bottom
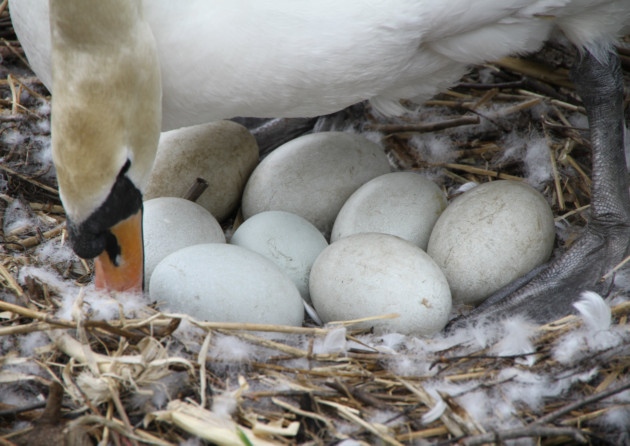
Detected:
left=8, top=0, right=630, bottom=297
left=11, top=1, right=630, bottom=130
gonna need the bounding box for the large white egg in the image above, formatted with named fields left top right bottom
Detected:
left=427, top=180, right=555, bottom=306
left=331, top=172, right=446, bottom=249
left=310, top=233, right=452, bottom=336
left=230, top=211, right=328, bottom=304
left=144, top=121, right=258, bottom=221
left=150, top=244, right=304, bottom=326
left=143, top=197, right=225, bottom=288
left=242, top=132, right=391, bottom=235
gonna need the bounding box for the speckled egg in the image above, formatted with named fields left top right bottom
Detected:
left=331, top=172, right=447, bottom=249
left=150, top=244, right=304, bottom=325
left=230, top=211, right=328, bottom=304
left=310, top=233, right=452, bottom=336
left=143, top=197, right=225, bottom=288
left=427, top=180, right=555, bottom=306
left=241, top=132, right=391, bottom=235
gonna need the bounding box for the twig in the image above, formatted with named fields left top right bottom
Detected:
left=600, top=254, right=630, bottom=282
left=216, top=329, right=312, bottom=358
left=188, top=312, right=398, bottom=334
left=533, top=379, right=630, bottom=426
left=440, top=163, right=524, bottom=181
left=0, top=164, right=59, bottom=195
left=8, top=73, right=19, bottom=115
left=549, top=139, right=565, bottom=210
left=457, top=425, right=587, bottom=446
left=396, top=426, right=450, bottom=441
left=109, top=381, right=140, bottom=446
left=326, top=380, right=386, bottom=409
left=565, top=154, right=592, bottom=187
left=0, top=300, right=156, bottom=340
left=0, top=401, right=46, bottom=418
left=0, top=194, right=64, bottom=213
left=271, top=397, right=336, bottom=431
left=555, top=204, right=590, bottom=222
left=495, top=57, right=573, bottom=89
left=398, top=378, right=483, bottom=437
left=198, top=332, right=212, bottom=409
left=0, top=264, right=24, bottom=297
left=0, top=321, right=53, bottom=336
left=457, top=80, right=524, bottom=90
left=1, top=38, right=31, bottom=69
left=483, top=97, right=542, bottom=120
left=373, top=115, right=480, bottom=134
left=0, top=301, right=76, bottom=328
left=67, top=415, right=173, bottom=446
left=318, top=400, right=405, bottom=446
left=189, top=318, right=329, bottom=335
left=5, top=224, right=65, bottom=250
left=182, top=177, right=209, bottom=202
left=470, top=88, right=498, bottom=109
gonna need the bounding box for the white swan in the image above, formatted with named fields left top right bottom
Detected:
left=8, top=1, right=630, bottom=323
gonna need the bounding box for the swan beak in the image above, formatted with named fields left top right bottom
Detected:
left=93, top=210, right=144, bottom=292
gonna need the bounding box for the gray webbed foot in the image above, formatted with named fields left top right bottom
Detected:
left=449, top=48, right=630, bottom=329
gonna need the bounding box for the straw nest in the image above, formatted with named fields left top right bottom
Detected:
left=2, top=6, right=630, bottom=445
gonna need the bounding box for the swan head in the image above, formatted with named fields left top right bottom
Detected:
left=50, top=0, right=161, bottom=292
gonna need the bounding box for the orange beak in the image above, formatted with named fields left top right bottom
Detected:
left=93, top=210, right=144, bottom=292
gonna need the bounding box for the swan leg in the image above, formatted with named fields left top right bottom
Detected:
left=233, top=103, right=368, bottom=155
left=231, top=117, right=318, bottom=155
left=452, top=48, right=630, bottom=326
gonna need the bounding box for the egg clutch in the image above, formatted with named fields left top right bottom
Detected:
left=143, top=130, right=555, bottom=336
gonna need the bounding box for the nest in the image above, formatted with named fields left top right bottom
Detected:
left=2, top=7, right=630, bottom=445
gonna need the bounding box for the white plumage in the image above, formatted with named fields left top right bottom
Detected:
left=573, top=291, right=612, bottom=331
left=10, top=0, right=630, bottom=131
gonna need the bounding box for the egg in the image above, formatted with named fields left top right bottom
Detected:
left=230, top=211, right=328, bottom=304
left=144, top=121, right=258, bottom=221
left=331, top=172, right=447, bottom=249
left=143, top=197, right=225, bottom=288
left=310, top=233, right=452, bottom=336
left=427, top=180, right=555, bottom=306
left=150, top=244, right=304, bottom=326
left=242, top=132, right=391, bottom=235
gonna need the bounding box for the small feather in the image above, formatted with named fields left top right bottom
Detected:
left=422, top=397, right=447, bottom=425
left=454, top=181, right=479, bottom=194
left=303, top=300, right=323, bottom=326
left=492, top=316, right=536, bottom=358
left=314, top=326, right=347, bottom=354
left=573, top=291, right=611, bottom=331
